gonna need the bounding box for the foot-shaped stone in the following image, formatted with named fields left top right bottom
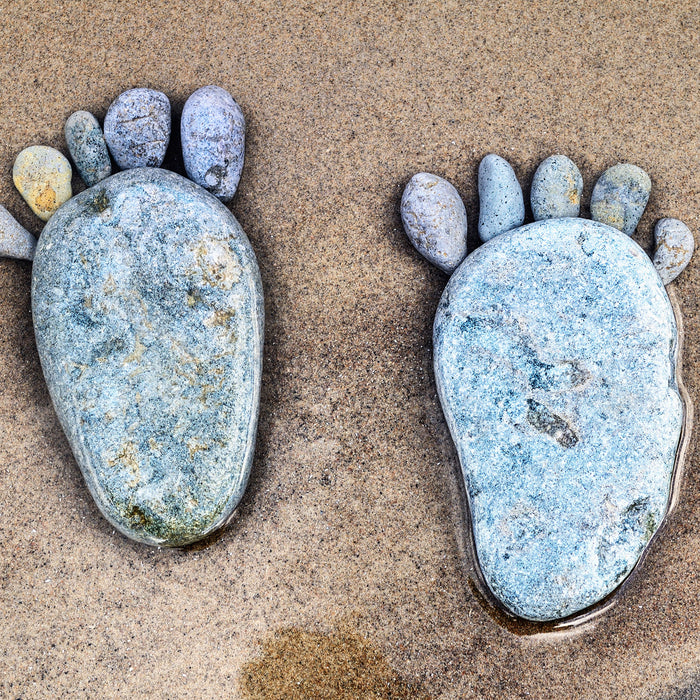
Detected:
left=402, top=155, right=691, bottom=622
left=3, top=86, right=263, bottom=547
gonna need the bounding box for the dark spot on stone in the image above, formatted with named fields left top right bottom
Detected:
left=205, top=164, right=226, bottom=191
left=91, top=189, right=110, bottom=213
left=525, top=398, right=578, bottom=448
left=239, top=627, right=431, bottom=700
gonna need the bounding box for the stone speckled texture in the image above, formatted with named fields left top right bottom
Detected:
left=400, top=172, right=468, bottom=273
left=65, top=111, right=112, bottom=187
left=13, top=145, right=72, bottom=221
left=0, top=203, right=36, bottom=260
left=653, top=218, right=695, bottom=285
left=478, top=153, right=525, bottom=242
left=590, top=163, right=651, bottom=236
left=31, top=168, right=263, bottom=546
left=434, top=218, right=684, bottom=621
left=104, top=88, right=171, bottom=169
left=181, top=85, right=245, bottom=202
left=531, top=155, right=583, bottom=220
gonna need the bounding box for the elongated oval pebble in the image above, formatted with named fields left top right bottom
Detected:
left=401, top=173, right=468, bottom=273
left=13, top=146, right=72, bottom=222
left=653, top=218, right=694, bottom=285
left=182, top=85, right=245, bottom=202
left=530, top=155, right=583, bottom=220
left=104, top=88, right=171, bottom=169
left=65, top=111, right=112, bottom=187
left=0, top=204, right=36, bottom=260
left=478, top=154, right=524, bottom=242
left=32, top=168, right=263, bottom=546
left=590, top=163, right=651, bottom=236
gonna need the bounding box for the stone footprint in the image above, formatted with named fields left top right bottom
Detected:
left=402, top=154, right=693, bottom=622
left=2, top=86, right=262, bottom=547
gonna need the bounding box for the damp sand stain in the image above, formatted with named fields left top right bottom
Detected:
left=238, top=627, right=431, bottom=700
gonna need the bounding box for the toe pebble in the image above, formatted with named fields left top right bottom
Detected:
left=590, top=163, right=651, bottom=236
left=0, top=204, right=36, bottom=260
left=13, top=146, right=72, bottom=222
left=65, top=111, right=112, bottom=187
left=182, top=85, right=245, bottom=202
left=653, top=218, right=694, bottom=285
left=478, top=154, right=524, bottom=242
left=104, top=88, right=171, bottom=169
left=531, top=155, right=583, bottom=220
left=401, top=173, right=468, bottom=273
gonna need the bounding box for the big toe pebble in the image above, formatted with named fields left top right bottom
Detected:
left=478, top=154, right=524, bottom=242
left=182, top=85, right=245, bottom=202
left=13, top=146, right=72, bottom=222
left=531, top=155, right=582, bottom=220
left=653, top=218, right=694, bottom=285
left=65, top=111, right=112, bottom=187
left=401, top=173, right=468, bottom=273
left=104, top=88, right=171, bottom=169
left=590, top=163, right=651, bottom=236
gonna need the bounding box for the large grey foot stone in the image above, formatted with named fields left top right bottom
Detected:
left=32, top=168, right=263, bottom=546
left=434, top=218, right=684, bottom=621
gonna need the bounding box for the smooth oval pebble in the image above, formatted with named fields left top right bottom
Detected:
left=434, top=218, right=684, bottom=621
left=13, top=146, right=72, bottom=222
left=590, top=163, right=651, bottom=236
left=530, top=155, right=583, bottom=220
left=181, top=85, right=245, bottom=202
left=0, top=204, right=36, bottom=260
left=65, top=111, right=112, bottom=187
left=32, top=168, right=263, bottom=546
left=653, top=218, right=694, bottom=285
left=478, top=154, right=525, bottom=242
left=104, top=88, right=171, bottom=169
left=400, top=172, right=468, bottom=273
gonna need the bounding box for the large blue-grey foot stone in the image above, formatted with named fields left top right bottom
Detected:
left=31, top=168, right=263, bottom=546
left=434, top=218, right=684, bottom=621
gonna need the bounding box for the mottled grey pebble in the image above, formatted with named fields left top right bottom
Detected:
left=32, top=168, right=263, bottom=546
left=478, top=154, right=524, bottom=242
left=590, top=163, right=651, bottom=236
left=434, top=218, right=683, bottom=621
left=181, top=85, right=245, bottom=202
left=530, top=155, right=582, bottom=220
left=400, top=173, right=468, bottom=273
left=0, top=204, right=36, bottom=261
left=653, top=218, right=694, bottom=285
left=104, top=88, right=171, bottom=169
left=65, top=111, right=112, bottom=187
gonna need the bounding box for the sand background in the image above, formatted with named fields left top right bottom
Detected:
left=1, top=0, right=700, bottom=697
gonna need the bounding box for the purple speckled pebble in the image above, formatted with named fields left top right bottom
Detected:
left=104, top=88, right=171, bottom=170
left=181, top=85, right=245, bottom=202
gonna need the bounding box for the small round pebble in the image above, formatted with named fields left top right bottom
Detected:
left=65, top=111, right=112, bottom=187
left=0, top=204, right=36, bottom=260
left=590, top=163, right=651, bottom=236
left=401, top=173, right=468, bottom=273
left=478, top=154, right=525, bottom=242
left=653, top=218, right=694, bottom=285
left=181, top=85, right=245, bottom=202
left=530, top=155, right=583, bottom=220
left=13, top=146, right=72, bottom=222
left=104, top=88, right=171, bottom=169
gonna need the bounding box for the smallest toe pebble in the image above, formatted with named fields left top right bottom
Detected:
left=590, top=163, right=651, bottom=236
left=401, top=173, right=468, bottom=273
left=13, top=146, right=72, bottom=222
left=653, top=218, right=694, bottom=285
left=65, top=111, right=112, bottom=187
left=531, top=155, right=582, bottom=220
left=182, top=85, right=245, bottom=202
left=478, top=154, right=524, bottom=242
left=0, top=204, right=36, bottom=260
left=104, top=88, right=171, bottom=169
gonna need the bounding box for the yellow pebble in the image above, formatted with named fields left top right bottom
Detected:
left=13, top=145, right=72, bottom=221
